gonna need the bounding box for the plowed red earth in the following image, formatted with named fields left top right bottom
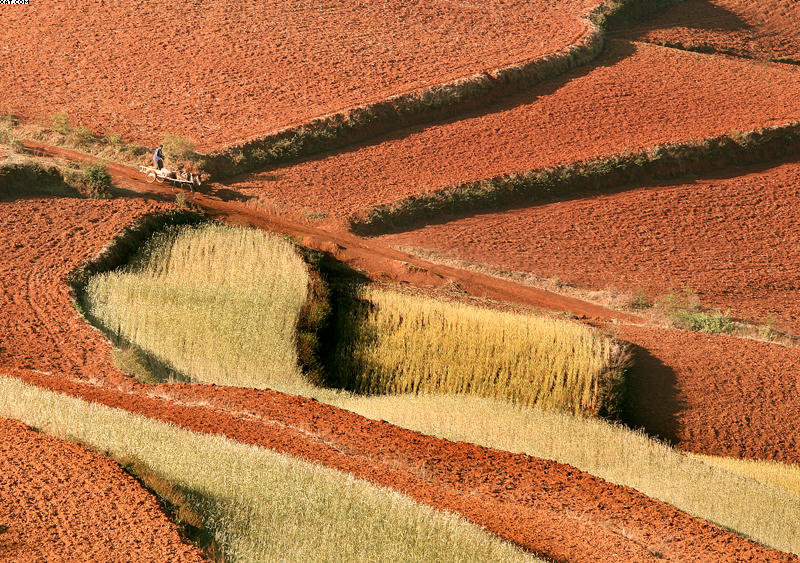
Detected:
left=616, top=325, right=800, bottom=464
left=2, top=0, right=600, bottom=151
left=228, top=40, right=800, bottom=220
left=625, top=0, right=800, bottom=60
left=1, top=196, right=792, bottom=561
left=381, top=161, right=800, bottom=335
left=0, top=417, right=204, bottom=563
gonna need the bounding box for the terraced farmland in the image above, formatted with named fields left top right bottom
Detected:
left=228, top=39, right=800, bottom=221
left=2, top=0, right=602, bottom=150
left=4, top=0, right=800, bottom=560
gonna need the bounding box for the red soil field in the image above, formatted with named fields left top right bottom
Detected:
left=380, top=161, right=800, bottom=335
left=616, top=325, right=800, bottom=464
left=626, top=0, right=800, bottom=60
left=0, top=417, right=203, bottom=563
left=2, top=0, right=600, bottom=151
left=0, top=195, right=792, bottom=560
left=228, top=40, right=800, bottom=220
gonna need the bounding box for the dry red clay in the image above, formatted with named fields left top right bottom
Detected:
left=623, top=0, right=800, bottom=60
left=615, top=324, right=800, bottom=464
left=229, top=39, right=800, bottom=220
left=381, top=161, right=800, bottom=335
left=0, top=417, right=204, bottom=563
left=0, top=196, right=793, bottom=561
left=2, top=0, right=600, bottom=151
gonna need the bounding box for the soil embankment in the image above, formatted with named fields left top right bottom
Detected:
left=625, top=0, right=800, bottom=61
left=226, top=40, right=800, bottom=220
left=2, top=0, right=601, bottom=150
left=380, top=161, right=800, bottom=335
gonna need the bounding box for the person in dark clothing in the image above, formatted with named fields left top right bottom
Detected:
left=153, top=145, right=164, bottom=169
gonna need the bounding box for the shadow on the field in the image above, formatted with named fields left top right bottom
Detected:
left=621, top=0, right=751, bottom=38
left=620, top=342, right=683, bottom=444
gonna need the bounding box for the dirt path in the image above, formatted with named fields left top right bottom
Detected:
left=0, top=417, right=204, bottom=563
left=25, top=140, right=800, bottom=466
left=0, top=192, right=793, bottom=560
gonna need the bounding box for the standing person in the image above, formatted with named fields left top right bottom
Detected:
left=153, top=144, right=164, bottom=170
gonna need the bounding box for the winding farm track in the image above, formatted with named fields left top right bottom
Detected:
left=0, top=417, right=204, bottom=562
left=227, top=39, right=800, bottom=221
left=0, top=179, right=794, bottom=559
left=381, top=161, right=800, bottom=336
left=24, top=140, right=800, bottom=467
left=2, top=0, right=602, bottom=151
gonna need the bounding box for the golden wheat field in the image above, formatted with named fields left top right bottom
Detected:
left=79, top=222, right=800, bottom=555
left=0, top=377, right=537, bottom=563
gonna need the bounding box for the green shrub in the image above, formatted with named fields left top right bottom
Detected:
left=80, top=163, right=113, bottom=198
left=105, top=133, right=124, bottom=147
left=670, top=309, right=737, bottom=334
left=163, top=134, right=197, bottom=162
left=72, top=126, right=96, bottom=147
left=50, top=110, right=72, bottom=134
left=656, top=288, right=737, bottom=334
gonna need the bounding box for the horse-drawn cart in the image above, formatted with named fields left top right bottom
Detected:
left=139, top=165, right=201, bottom=190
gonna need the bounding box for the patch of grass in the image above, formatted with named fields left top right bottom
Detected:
left=162, top=133, right=198, bottom=163
left=689, top=453, right=800, bottom=499
left=49, top=110, right=72, bottom=135
left=83, top=222, right=626, bottom=416
left=656, top=288, right=738, bottom=334
left=84, top=223, right=311, bottom=390
left=72, top=219, right=800, bottom=555
left=71, top=125, right=96, bottom=147
left=0, top=377, right=534, bottom=563
left=670, top=308, right=737, bottom=334
left=330, top=286, right=629, bottom=416
left=329, top=393, right=800, bottom=556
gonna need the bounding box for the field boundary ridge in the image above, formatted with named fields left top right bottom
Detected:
left=349, top=120, right=800, bottom=236
left=201, top=0, right=682, bottom=179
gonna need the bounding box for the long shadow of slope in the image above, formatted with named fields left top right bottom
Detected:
left=620, top=342, right=684, bottom=444
left=227, top=41, right=639, bottom=185
left=613, top=0, right=751, bottom=39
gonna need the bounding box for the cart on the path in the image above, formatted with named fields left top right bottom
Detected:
left=139, top=165, right=201, bottom=190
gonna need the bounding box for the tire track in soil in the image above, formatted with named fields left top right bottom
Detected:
left=0, top=176, right=795, bottom=559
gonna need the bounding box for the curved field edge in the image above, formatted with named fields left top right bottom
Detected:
left=84, top=224, right=311, bottom=390
left=350, top=120, right=800, bottom=235
left=201, top=0, right=682, bottom=179
left=0, top=377, right=536, bottom=563
left=78, top=218, right=627, bottom=415
left=0, top=416, right=205, bottom=562
left=70, top=216, right=800, bottom=554
left=331, top=393, right=800, bottom=556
